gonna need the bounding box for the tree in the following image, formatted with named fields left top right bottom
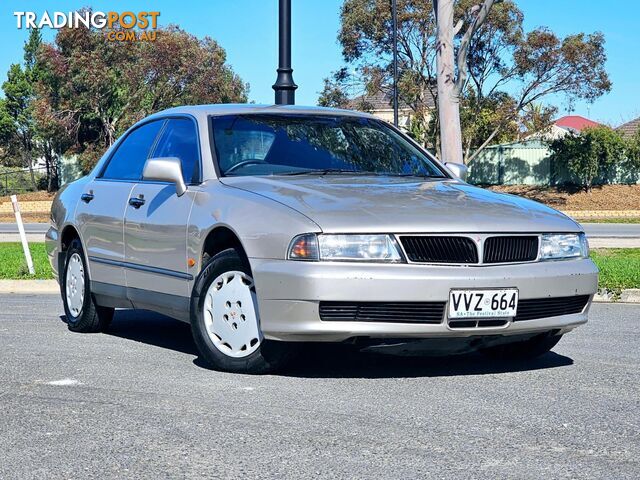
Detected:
left=321, top=0, right=611, bottom=163
left=34, top=21, right=248, bottom=173
left=433, top=0, right=496, bottom=164
left=0, top=29, right=43, bottom=189
left=550, top=126, right=625, bottom=192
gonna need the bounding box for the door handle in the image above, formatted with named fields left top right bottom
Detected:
left=80, top=193, right=94, bottom=203
left=128, top=197, right=146, bottom=209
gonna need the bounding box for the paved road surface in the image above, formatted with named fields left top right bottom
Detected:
left=581, top=223, right=640, bottom=238
left=2, top=223, right=640, bottom=238
left=0, top=223, right=48, bottom=234
left=0, top=295, right=638, bottom=479
left=1, top=222, right=639, bottom=242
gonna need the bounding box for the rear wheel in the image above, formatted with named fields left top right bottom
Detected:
left=481, top=332, right=563, bottom=360
left=190, top=248, right=293, bottom=374
left=61, top=239, right=114, bottom=333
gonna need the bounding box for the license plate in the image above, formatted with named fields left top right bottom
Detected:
left=448, top=289, right=518, bottom=319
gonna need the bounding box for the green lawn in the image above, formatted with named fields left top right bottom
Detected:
left=591, top=248, right=640, bottom=292
left=0, top=242, right=54, bottom=279
left=0, top=243, right=638, bottom=294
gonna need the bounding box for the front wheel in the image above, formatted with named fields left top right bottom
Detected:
left=61, top=238, right=114, bottom=333
left=190, top=248, right=293, bottom=374
left=481, top=332, right=563, bottom=360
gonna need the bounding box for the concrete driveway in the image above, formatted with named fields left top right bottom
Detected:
left=0, top=294, right=638, bottom=479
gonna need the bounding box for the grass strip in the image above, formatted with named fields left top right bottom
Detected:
left=0, top=243, right=54, bottom=279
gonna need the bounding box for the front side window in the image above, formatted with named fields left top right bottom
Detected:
left=101, top=120, right=164, bottom=180
left=152, top=118, right=201, bottom=184
left=211, top=114, right=447, bottom=178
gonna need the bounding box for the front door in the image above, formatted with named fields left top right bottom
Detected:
left=123, top=183, right=195, bottom=300
left=123, top=117, right=201, bottom=312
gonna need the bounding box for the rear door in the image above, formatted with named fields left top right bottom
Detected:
left=76, top=120, right=164, bottom=289
left=123, top=117, right=200, bottom=307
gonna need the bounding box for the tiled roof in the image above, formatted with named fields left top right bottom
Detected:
left=348, top=89, right=435, bottom=112
left=554, top=115, right=600, bottom=132
left=616, top=117, right=640, bottom=137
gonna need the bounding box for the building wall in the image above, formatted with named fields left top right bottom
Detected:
left=369, top=109, right=415, bottom=130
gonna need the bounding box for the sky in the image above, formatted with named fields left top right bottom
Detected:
left=0, top=1, right=637, bottom=126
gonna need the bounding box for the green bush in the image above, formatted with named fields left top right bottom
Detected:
left=550, top=126, right=628, bottom=191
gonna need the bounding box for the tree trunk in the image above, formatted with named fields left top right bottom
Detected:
left=22, top=136, right=37, bottom=191
left=434, top=0, right=464, bottom=165
left=44, top=144, right=59, bottom=192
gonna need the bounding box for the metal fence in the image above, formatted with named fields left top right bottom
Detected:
left=0, top=166, right=49, bottom=196
left=467, top=140, right=552, bottom=185
left=467, top=140, right=640, bottom=186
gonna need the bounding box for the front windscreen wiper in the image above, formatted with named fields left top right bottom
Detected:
left=279, top=169, right=379, bottom=176
left=392, top=173, right=447, bottom=179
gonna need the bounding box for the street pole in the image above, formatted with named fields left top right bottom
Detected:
left=273, top=0, right=298, bottom=105
left=11, top=195, right=35, bottom=275
left=392, top=0, right=399, bottom=127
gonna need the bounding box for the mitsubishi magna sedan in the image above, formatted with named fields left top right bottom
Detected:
left=46, top=105, right=598, bottom=373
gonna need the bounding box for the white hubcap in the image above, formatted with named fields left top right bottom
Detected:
left=203, top=271, right=262, bottom=358
left=65, top=253, right=85, bottom=318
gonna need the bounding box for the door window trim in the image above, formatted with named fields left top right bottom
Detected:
left=148, top=114, right=203, bottom=186
left=97, top=114, right=203, bottom=185
left=97, top=118, right=165, bottom=180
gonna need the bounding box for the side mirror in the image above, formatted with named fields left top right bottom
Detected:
left=444, top=162, right=468, bottom=181
left=143, top=157, right=187, bottom=196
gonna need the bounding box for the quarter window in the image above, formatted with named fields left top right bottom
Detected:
left=101, top=121, right=164, bottom=181
left=152, top=118, right=200, bottom=184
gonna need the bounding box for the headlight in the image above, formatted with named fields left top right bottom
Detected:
left=540, top=233, right=589, bottom=260
left=288, top=234, right=404, bottom=262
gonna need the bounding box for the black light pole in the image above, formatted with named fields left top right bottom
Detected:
left=391, top=0, right=399, bottom=127
left=273, top=0, right=297, bottom=105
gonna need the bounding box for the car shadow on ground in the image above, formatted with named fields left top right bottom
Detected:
left=278, top=344, right=573, bottom=379
left=63, top=310, right=574, bottom=379
left=60, top=310, right=199, bottom=356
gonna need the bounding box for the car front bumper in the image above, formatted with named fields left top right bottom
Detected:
left=45, top=225, right=60, bottom=282
left=251, top=258, right=598, bottom=342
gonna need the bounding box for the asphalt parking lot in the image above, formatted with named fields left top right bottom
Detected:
left=0, top=295, right=638, bottom=479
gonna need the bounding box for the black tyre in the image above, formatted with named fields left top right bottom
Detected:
left=61, top=238, right=114, bottom=333
left=190, top=248, right=293, bottom=374
left=481, top=332, right=563, bottom=360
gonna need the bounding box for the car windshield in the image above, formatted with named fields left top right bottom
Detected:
left=211, top=114, right=447, bottom=178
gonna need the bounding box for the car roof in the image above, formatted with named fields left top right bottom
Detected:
left=149, top=103, right=376, bottom=120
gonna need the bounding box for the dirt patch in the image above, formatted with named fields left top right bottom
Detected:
left=0, top=191, right=55, bottom=203
left=488, top=185, right=640, bottom=211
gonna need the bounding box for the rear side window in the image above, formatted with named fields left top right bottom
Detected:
left=101, top=120, right=164, bottom=180
left=152, top=118, right=200, bottom=184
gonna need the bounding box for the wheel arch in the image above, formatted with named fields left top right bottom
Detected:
left=200, top=225, right=250, bottom=272
left=60, top=224, right=81, bottom=252
left=58, top=224, right=92, bottom=280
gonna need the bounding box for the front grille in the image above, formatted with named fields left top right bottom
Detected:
left=400, top=236, right=478, bottom=264
left=483, top=236, right=538, bottom=263
left=515, top=295, right=590, bottom=321
left=319, top=301, right=446, bottom=324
